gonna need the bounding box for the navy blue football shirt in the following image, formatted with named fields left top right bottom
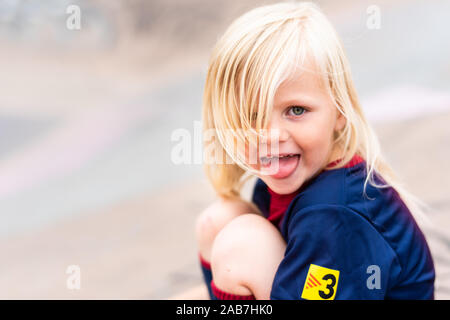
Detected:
left=252, top=156, right=435, bottom=300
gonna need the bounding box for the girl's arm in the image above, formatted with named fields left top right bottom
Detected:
left=271, top=204, right=397, bottom=300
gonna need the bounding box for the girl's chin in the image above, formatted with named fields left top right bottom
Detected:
left=266, top=182, right=302, bottom=195
left=263, top=173, right=303, bottom=194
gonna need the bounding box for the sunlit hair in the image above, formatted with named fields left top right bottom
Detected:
left=202, top=1, right=430, bottom=223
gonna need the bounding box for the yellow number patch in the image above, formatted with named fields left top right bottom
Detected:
left=301, top=264, right=340, bottom=300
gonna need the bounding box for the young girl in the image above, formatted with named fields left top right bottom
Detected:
left=196, top=2, right=435, bottom=300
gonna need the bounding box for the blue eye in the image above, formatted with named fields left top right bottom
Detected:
left=288, top=106, right=306, bottom=116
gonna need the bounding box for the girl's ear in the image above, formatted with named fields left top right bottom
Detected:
left=334, top=111, right=346, bottom=132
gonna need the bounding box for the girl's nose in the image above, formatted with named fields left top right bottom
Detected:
left=278, top=127, right=290, bottom=142
left=267, top=118, right=290, bottom=144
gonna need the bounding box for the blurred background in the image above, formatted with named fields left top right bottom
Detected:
left=0, top=0, right=449, bottom=299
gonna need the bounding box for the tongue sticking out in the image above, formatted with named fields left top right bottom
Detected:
left=260, top=155, right=300, bottom=179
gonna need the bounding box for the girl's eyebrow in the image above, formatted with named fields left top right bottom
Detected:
left=275, top=97, right=317, bottom=108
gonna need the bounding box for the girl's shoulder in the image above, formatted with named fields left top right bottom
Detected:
left=289, top=160, right=367, bottom=210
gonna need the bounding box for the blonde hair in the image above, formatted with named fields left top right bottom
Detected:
left=202, top=2, right=430, bottom=223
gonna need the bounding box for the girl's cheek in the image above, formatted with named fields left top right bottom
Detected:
left=293, top=127, right=317, bottom=147
left=302, top=120, right=331, bottom=144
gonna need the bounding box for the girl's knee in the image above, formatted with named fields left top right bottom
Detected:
left=195, top=198, right=259, bottom=262
left=211, top=214, right=286, bottom=299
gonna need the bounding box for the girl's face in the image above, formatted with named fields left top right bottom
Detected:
left=252, top=64, right=346, bottom=195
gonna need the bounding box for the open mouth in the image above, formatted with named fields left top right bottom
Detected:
left=259, top=153, right=301, bottom=179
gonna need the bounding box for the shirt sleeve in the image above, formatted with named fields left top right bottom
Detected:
left=270, top=204, right=400, bottom=300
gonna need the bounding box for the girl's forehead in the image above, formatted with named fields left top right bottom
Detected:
left=274, top=65, right=327, bottom=104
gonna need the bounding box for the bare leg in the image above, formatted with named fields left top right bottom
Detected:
left=195, top=197, right=260, bottom=262
left=210, top=214, right=286, bottom=299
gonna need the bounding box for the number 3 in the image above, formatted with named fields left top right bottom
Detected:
left=319, top=274, right=336, bottom=299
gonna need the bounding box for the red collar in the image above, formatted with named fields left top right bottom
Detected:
left=267, top=187, right=299, bottom=227
left=326, top=154, right=364, bottom=169
left=267, top=154, right=364, bottom=227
